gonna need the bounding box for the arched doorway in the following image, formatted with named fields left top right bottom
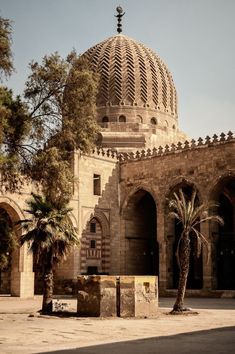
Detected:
left=211, top=177, right=235, bottom=289
left=123, top=189, right=158, bottom=275
left=0, top=207, right=14, bottom=294
left=167, top=183, right=203, bottom=289
left=80, top=213, right=110, bottom=275
left=0, top=199, right=34, bottom=297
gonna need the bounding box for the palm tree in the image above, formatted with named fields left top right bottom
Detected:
left=17, top=193, right=79, bottom=314
left=168, top=188, right=223, bottom=313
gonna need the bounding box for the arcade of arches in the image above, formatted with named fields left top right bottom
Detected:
left=119, top=138, right=235, bottom=295
left=118, top=176, right=235, bottom=294
left=0, top=145, right=235, bottom=297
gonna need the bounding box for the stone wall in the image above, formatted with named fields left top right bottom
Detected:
left=55, top=149, right=120, bottom=282
left=119, top=132, right=235, bottom=293
left=1, top=132, right=234, bottom=297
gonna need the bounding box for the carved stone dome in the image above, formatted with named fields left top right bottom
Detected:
left=81, top=34, right=186, bottom=151
left=83, top=34, right=177, bottom=118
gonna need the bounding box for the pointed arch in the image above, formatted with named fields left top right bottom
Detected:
left=166, top=177, right=203, bottom=204
left=121, top=187, right=159, bottom=276
left=121, top=184, right=159, bottom=216
left=0, top=196, right=34, bottom=297
left=80, top=209, right=110, bottom=275
left=0, top=196, right=25, bottom=225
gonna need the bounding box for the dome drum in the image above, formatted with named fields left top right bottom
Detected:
left=97, top=106, right=178, bottom=131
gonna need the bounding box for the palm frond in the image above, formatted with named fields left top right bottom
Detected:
left=172, top=191, right=185, bottom=222
left=192, top=215, right=224, bottom=228
left=191, top=227, right=210, bottom=264
left=175, top=232, right=185, bottom=270
left=168, top=188, right=223, bottom=263
left=20, top=193, right=79, bottom=265
left=168, top=211, right=180, bottom=221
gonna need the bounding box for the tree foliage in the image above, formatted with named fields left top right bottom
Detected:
left=0, top=87, right=31, bottom=190
left=0, top=49, right=100, bottom=204
left=168, top=188, right=223, bottom=313
left=23, top=51, right=100, bottom=206
left=0, top=17, right=14, bottom=79
left=31, top=147, right=74, bottom=208
left=25, top=51, right=99, bottom=152
left=18, top=193, right=79, bottom=314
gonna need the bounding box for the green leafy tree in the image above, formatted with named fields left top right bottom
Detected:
left=168, top=188, right=223, bottom=313
left=0, top=87, right=31, bottom=191
left=24, top=51, right=99, bottom=153
left=24, top=52, right=99, bottom=205
left=31, top=147, right=74, bottom=208
left=0, top=50, right=100, bottom=201
left=0, top=17, right=14, bottom=79
left=0, top=17, right=30, bottom=190
left=18, top=193, right=79, bottom=314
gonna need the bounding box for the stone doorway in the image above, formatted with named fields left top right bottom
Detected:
left=80, top=213, right=110, bottom=275
left=0, top=199, right=34, bottom=297
left=124, top=189, right=158, bottom=276
left=212, top=177, right=235, bottom=290
left=0, top=207, right=13, bottom=294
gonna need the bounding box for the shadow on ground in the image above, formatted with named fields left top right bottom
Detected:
left=159, top=298, right=235, bottom=310
left=37, top=326, right=235, bottom=354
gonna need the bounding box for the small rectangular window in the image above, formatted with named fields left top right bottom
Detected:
left=90, top=240, right=96, bottom=249
left=90, top=222, right=96, bottom=233
left=93, top=174, right=101, bottom=195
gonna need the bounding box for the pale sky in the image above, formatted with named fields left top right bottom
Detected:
left=1, top=0, right=235, bottom=139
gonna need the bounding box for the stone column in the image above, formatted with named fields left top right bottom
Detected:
left=201, top=221, right=212, bottom=291
left=166, top=235, right=174, bottom=288
left=119, top=218, right=126, bottom=274
left=11, top=243, right=34, bottom=298
left=157, top=207, right=167, bottom=292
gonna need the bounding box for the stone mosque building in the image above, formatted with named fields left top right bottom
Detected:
left=0, top=8, right=235, bottom=298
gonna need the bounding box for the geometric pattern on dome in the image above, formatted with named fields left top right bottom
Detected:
left=83, top=34, right=177, bottom=116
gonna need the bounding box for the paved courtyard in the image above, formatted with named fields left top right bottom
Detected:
left=0, top=297, right=234, bottom=354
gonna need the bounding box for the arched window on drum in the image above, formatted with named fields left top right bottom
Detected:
left=119, top=115, right=126, bottom=123
left=102, top=116, right=109, bottom=127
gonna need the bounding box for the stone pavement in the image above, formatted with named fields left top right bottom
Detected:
left=0, top=297, right=234, bottom=354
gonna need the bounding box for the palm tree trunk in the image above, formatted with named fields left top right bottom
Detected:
left=42, top=250, right=53, bottom=314
left=173, top=233, right=190, bottom=312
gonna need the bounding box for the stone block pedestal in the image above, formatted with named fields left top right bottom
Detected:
left=77, top=275, right=116, bottom=317
left=119, top=276, right=158, bottom=317
left=77, top=275, right=158, bottom=317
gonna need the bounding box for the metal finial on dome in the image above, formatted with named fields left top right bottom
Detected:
left=115, top=6, right=125, bottom=33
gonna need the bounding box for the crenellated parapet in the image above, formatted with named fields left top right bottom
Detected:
left=90, top=148, right=119, bottom=160
left=118, top=131, right=235, bottom=162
